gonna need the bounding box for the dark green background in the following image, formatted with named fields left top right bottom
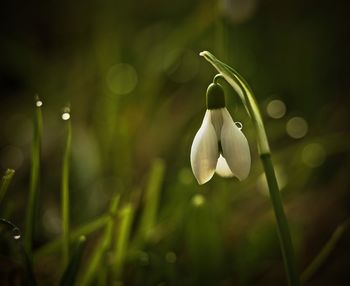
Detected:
left=0, top=0, right=349, bottom=285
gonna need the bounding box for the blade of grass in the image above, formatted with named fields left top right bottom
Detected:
left=59, top=236, right=87, bottom=286
left=34, top=214, right=109, bottom=259
left=0, top=169, right=15, bottom=206
left=20, top=243, right=38, bottom=286
left=24, top=96, right=43, bottom=259
left=301, top=219, right=349, bottom=284
left=134, top=159, right=165, bottom=245
left=61, top=107, right=72, bottom=267
left=112, top=203, right=134, bottom=282
left=80, top=195, right=120, bottom=286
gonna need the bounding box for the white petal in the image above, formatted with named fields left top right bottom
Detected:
left=220, top=108, right=251, bottom=181
left=190, top=110, right=219, bottom=184
left=215, top=155, right=234, bottom=177
left=209, top=109, right=224, bottom=139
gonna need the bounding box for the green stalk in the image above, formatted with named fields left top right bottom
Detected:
left=200, top=51, right=300, bottom=286
left=25, top=96, right=43, bottom=258
left=80, top=195, right=120, bottom=285
left=112, top=203, right=134, bottom=282
left=61, top=108, right=72, bottom=267
left=0, top=169, right=15, bottom=206
left=135, top=158, right=165, bottom=245
left=301, top=219, right=349, bottom=284
left=261, top=154, right=300, bottom=286
left=59, top=236, right=87, bottom=286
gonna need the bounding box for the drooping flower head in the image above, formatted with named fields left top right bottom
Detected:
left=190, top=82, right=251, bottom=184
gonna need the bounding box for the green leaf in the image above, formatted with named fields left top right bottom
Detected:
left=59, top=235, right=87, bottom=286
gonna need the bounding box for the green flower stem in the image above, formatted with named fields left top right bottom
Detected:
left=261, top=154, right=300, bottom=286
left=200, top=51, right=300, bottom=286
left=0, top=169, right=15, bottom=206
left=25, top=96, right=43, bottom=258
left=61, top=109, right=72, bottom=268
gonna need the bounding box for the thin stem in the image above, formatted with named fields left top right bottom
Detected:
left=25, top=96, right=43, bottom=258
left=59, top=236, right=87, bottom=286
left=301, top=219, right=349, bottom=284
left=61, top=108, right=72, bottom=268
left=213, top=74, right=225, bottom=84
left=134, top=158, right=165, bottom=246
left=0, top=169, right=15, bottom=206
left=261, top=154, right=300, bottom=286
left=34, top=214, right=110, bottom=259
left=112, top=204, right=134, bottom=281
left=200, top=51, right=300, bottom=286
left=80, top=195, right=120, bottom=285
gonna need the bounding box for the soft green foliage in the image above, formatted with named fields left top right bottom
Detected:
left=112, top=203, right=135, bottom=281
left=59, top=235, right=87, bottom=286
left=79, top=195, right=120, bottom=285
left=0, top=1, right=349, bottom=285
left=134, top=159, right=165, bottom=246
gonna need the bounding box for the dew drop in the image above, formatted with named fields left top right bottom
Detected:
left=62, top=112, right=70, bottom=120
left=36, top=100, right=43, bottom=107
left=12, top=227, right=21, bottom=240
left=235, top=121, right=243, bottom=130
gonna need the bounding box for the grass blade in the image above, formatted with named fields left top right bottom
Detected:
left=61, top=107, right=72, bottom=267
left=80, top=195, right=120, bottom=285
left=112, top=203, right=134, bottom=282
left=135, top=158, right=165, bottom=244
left=0, top=169, right=15, bottom=206
left=301, top=219, right=349, bottom=284
left=24, top=96, right=43, bottom=258
left=34, top=214, right=109, bottom=259
left=59, top=235, right=87, bottom=286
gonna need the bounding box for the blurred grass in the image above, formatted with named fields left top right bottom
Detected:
left=59, top=235, right=86, bottom=286
left=61, top=108, right=72, bottom=267
left=0, top=169, right=15, bottom=206
left=79, top=195, right=119, bottom=285
left=112, top=203, right=134, bottom=281
left=24, top=97, right=43, bottom=258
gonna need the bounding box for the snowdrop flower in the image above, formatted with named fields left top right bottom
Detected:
left=190, top=83, right=251, bottom=184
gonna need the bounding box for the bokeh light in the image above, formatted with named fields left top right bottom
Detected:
left=302, top=143, right=326, bottom=168
left=107, top=63, right=138, bottom=95
left=191, top=194, right=205, bottom=207
left=286, top=117, right=308, bottom=139
left=266, top=99, right=286, bottom=119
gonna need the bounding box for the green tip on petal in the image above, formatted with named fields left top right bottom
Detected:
left=206, top=83, right=226, bottom=109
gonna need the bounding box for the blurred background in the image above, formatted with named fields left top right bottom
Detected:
left=0, top=0, right=350, bottom=285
